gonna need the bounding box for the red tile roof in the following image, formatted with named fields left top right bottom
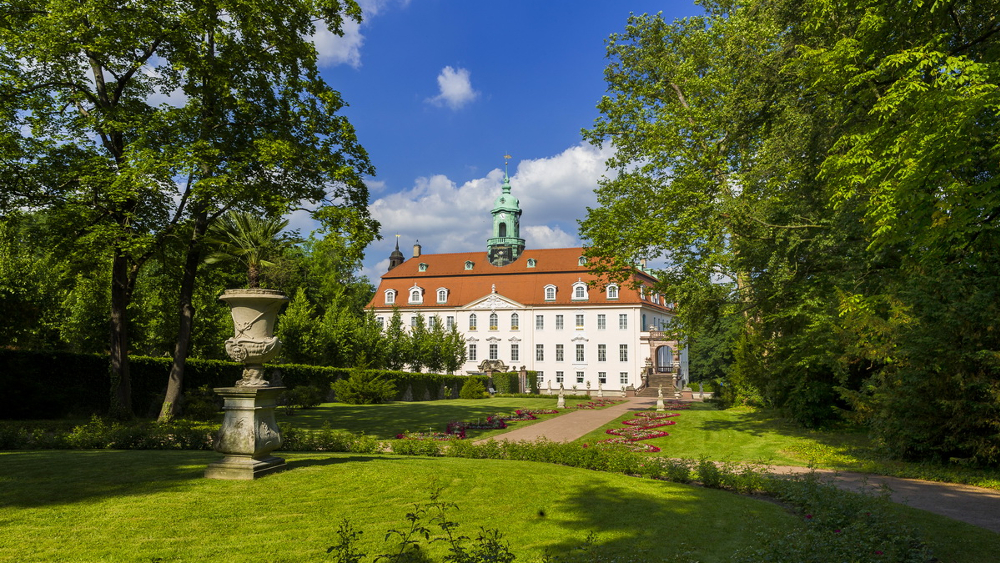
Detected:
left=367, top=247, right=673, bottom=312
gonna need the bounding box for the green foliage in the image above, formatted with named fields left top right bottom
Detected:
left=282, top=385, right=327, bottom=409
left=332, top=368, right=397, bottom=405
left=459, top=378, right=487, bottom=400
left=180, top=385, right=222, bottom=421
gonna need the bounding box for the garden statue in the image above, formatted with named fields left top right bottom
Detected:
left=557, top=382, right=565, bottom=409
left=597, top=381, right=604, bottom=398
left=206, top=288, right=289, bottom=480
left=656, top=384, right=665, bottom=412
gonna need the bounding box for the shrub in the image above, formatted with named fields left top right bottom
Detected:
left=181, top=385, right=223, bottom=421
left=283, top=385, right=326, bottom=409
left=697, top=457, right=723, bottom=488
left=332, top=368, right=396, bottom=405
left=459, top=378, right=487, bottom=399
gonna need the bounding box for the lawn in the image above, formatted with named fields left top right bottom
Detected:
left=576, top=402, right=1000, bottom=489
left=277, top=397, right=596, bottom=440
left=1, top=450, right=788, bottom=562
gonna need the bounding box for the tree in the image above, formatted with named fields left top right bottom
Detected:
left=583, top=0, right=1000, bottom=460
left=0, top=0, right=375, bottom=419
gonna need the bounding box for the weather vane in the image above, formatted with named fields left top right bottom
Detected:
left=504, top=153, right=512, bottom=176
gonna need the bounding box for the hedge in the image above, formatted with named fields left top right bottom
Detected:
left=489, top=371, right=539, bottom=394
left=0, top=349, right=488, bottom=419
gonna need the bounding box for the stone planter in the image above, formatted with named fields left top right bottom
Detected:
left=207, top=288, right=289, bottom=480
left=220, top=288, right=289, bottom=387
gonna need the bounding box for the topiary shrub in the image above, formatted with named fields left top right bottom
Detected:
left=331, top=368, right=397, bottom=404
left=459, top=378, right=487, bottom=399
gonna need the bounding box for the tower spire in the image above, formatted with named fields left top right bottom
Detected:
left=487, top=156, right=524, bottom=267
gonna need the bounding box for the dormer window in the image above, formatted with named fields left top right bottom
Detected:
left=418, top=262, right=428, bottom=272
left=385, top=289, right=397, bottom=305
left=578, top=256, right=587, bottom=266
left=607, top=284, right=619, bottom=299
left=527, top=258, right=536, bottom=268
left=437, top=288, right=449, bottom=303
left=572, top=281, right=589, bottom=301
left=544, top=284, right=557, bottom=301
left=465, top=260, right=474, bottom=270
left=408, top=285, right=423, bottom=304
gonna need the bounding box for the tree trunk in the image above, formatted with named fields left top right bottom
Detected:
left=158, top=209, right=210, bottom=422
left=109, top=248, right=133, bottom=420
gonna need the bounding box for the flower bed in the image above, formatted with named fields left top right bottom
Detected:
left=516, top=409, right=558, bottom=415
left=633, top=411, right=681, bottom=419
left=396, top=430, right=464, bottom=441
left=492, top=411, right=538, bottom=422
left=606, top=427, right=670, bottom=440
left=573, top=399, right=625, bottom=409
left=589, top=438, right=661, bottom=453
left=621, top=419, right=676, bottom=429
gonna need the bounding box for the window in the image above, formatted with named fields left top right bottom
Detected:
left=376, top=316, right=384, bottom=328
left=620, top=372, right=629, bottom=385
left=489, top=343, right=498, bottom=360
left=465, top=260, right=474, bottom=270
left=598, top=372, right=607, bottom=384
left=418, top=262, right=428, bottom=272
left=511, top=344, right=519, bottom=362
left=385, top=289, right=396, bottom=305
left=437, top=288, right=448, bottom=303
left=572, top=281, right=588, bottom=300
left=446, top=316, right=455, bottom=329
left=597, top=314, right=606, bottom=330
left=429, top=315, right=441, bottom=329
left=576, top=371, right=584, bottom=383
left=536, top=371, right=543, bottom=386
left=607, top=284, right=619, bottom=299
left=556, top=371, right=564, bottom=383
left=469, top=313, right=477, bottom=331
left=597, top=344, right=607, bottom=362
left=410, top=316, right=418, bottom=328
left=620, top=344, right=629, bottom=362
left=555, top=344, right=564, bottom=362
left=536, top=344, right=544, bottom=361
left=619, top=314, right=628, bottom=330
left=510, top=313, right=519, bottom=330
left=544, top=285, right=556, bottom=300
left=489, top=312, right=498, bottom=330
left=642, top=314, right=647, bottom=330
left=575, top=344, right=585, bottom=362
left=468, top=344, right=477, bottom=361
left=409, top=287, right=423, bottom=304
left=555, top=315, right=564, bottom=330
left=575, top=314, right=584, bottom=328
left=527, top=258, right=536, bottom=267
left=578, top=256, right=587, bottom=266
left=535, top=315, right=544, bottom=330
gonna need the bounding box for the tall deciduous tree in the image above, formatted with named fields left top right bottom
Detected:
left=0, top=0, right=375, bottom=419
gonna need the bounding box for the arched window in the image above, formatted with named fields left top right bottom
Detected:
left=544, top=285, right=556, bottom=300
left=409, top=287, right=423, bottom=304
left=510, top=313, right=519, bottom=330
left=607, top=284, right=619, bottom=299
left=437, top=288, right=448, bottom=303
left=572, top=281, right=588, bottom=300
left=469, top=313, right=477, bottom=331
left=385, top=289, right=396, bottom=305
left=489, top=312, right=498, bottom=330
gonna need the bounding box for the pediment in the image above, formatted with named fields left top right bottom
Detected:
left=463, top=292, right=523, bottom=311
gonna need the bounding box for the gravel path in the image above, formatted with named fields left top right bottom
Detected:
left=476, top=396, right=1000, bottom=533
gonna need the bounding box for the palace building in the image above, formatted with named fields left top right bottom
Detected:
left=367, top=170, right=687, bottom=394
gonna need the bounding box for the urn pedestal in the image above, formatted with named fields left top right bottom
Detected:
left=205, top=386, right=286, bottom=480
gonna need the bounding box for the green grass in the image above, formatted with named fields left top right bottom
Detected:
left=278, top=397, right=590, bottom=440
left=1, top=450, right=787, bottom=562
left=577, top=403, right=1000, bottom=489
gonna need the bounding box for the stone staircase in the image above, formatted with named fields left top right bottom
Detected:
left=635, top=373, right=678, bottom=397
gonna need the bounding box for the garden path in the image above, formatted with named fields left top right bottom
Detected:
left=477, top=396, right=1000, bottom=534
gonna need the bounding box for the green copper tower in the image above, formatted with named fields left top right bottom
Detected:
left=487, top=156, right=525, bottom=266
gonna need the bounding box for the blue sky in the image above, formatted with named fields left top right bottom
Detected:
left=296, top=1, right=706, bottom=281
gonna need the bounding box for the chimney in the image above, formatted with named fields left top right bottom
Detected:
left=413, top=240, right=421, bottom=258
left=640, top=258, right=647, bottom=269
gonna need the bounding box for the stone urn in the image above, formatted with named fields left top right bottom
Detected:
left=206, top=288, right=289, bottom=480
left=220, top=288, right=288, bottom=387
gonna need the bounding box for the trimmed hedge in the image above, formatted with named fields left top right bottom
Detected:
left=489, top=371, right=539, bottom=394
left=0, top=349, right=487, bottom=419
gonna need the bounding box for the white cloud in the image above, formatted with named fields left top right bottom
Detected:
left=426, top=66, right=479, bottom=110
left=311, top=0, right=411, bottom=68
left=363, top=142, right=615, bottom=278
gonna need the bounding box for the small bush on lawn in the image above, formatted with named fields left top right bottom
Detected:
left=283, top=385, right=327, bottom=409
left=459, top=378, right=487, bottom=399
left=332, top=368, right=396, bottom=405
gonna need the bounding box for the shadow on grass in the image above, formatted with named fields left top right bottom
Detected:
left=527, top=481, right=776, bottom=560
left=286, top=455, right=387, bottom=469
left=0, top=450, right=216, bottom=508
